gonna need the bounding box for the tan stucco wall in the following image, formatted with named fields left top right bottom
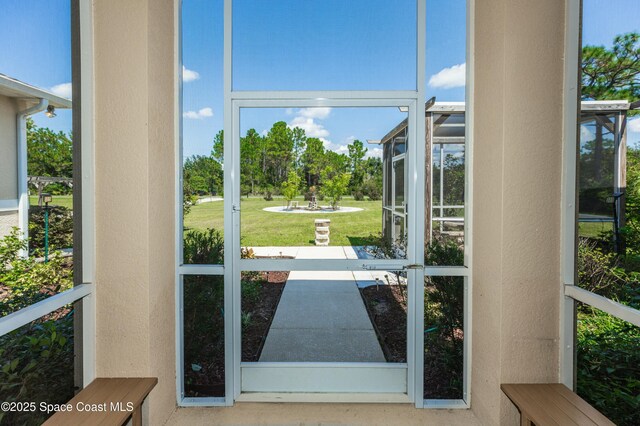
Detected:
left=166, top=404, right=481, bottom=426
left=471, top=0, right=566, bottom=424
left=0, top=95, right=18, bottom=201
left=93, top=0, right=569, bottom=424
left=93, top=0, right=176, bottom=424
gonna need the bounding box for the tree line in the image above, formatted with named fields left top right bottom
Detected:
left=183, top=121, right=383, bottom=207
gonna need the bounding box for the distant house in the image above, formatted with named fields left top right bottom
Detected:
left=0, top=74, right=71, bottom=245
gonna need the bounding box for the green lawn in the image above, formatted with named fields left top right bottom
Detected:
left=29, top=195, right=73, bottom=209
left=578, top=221, right=614, bottom=239
left=184, top=196, right=383, bottom=246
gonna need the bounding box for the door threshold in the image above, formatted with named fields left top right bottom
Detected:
left=236, top=392, right=411, bottom=404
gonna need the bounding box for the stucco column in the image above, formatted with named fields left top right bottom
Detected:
left=471, top=0, right=566, bottom=424
left=93, top=0, right=176, bottom=423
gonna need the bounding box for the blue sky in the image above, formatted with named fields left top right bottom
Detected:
left=1, top=0, right=637, bottom=152
left=182, top=0, right=468, bottom=159
left=0, top=0, right=72, bottom=134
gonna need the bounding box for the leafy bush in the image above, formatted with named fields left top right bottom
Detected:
left=263, top=191, right=273, bottom=201
left=578, top=238, right=629, bottom=301
left=352, top=191, right=364, bottom=201
left=0, top=229, right=75, bottom=425
left=29, top=205, right=73, bottom=253
left=182, top=228, right=225, bottom=396
left=423, top=237, right=464, bottom=398
left=362, top=179, right=382, bottom=201
left=0, top=313, right=75, bottom=426
left=183, top=228, right=224, bottom=265
left=576, top=305, right=640, bottom=426
left=1, top=229, right=73, bottom=317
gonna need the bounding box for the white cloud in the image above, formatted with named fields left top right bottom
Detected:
left=366, top=147, right=383, bottom=159
left=297, top=107, right=332, bottom=119
left=50, top=82, right=72, bottom=99
left=428, top=63, right=466, bottom=89
left=629, top=118, right=640, bottom=133
left=182, top=66, right=200, bottom=82
left=288, top=116, right=330, bottom=138
left=183, top=107, right=213, bottom=119
left=580, top=124, right=595, bottom=140
left=336, top=145, right=349, bottom=155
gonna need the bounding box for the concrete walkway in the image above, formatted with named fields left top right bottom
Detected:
left=258, top=246, right=386, bottom=362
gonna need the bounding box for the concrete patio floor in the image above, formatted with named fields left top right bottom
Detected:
left=255, top=246, right=387, bottom=362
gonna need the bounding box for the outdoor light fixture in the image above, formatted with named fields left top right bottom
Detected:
left=45, top=104, right=56, bottom=118
left=43, top=193, right=53, bottom=204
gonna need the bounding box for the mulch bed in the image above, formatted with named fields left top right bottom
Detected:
left=242, top=271, right=287, bottom=362
left=360, top=284, right=408, bottom=362
left=360, top=283, right=463, bottom=399
left=184, top=271, right=287, bottom=397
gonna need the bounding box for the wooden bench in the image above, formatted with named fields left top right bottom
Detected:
left=501, top=383, right=614, bottom=426
left=44, top=377, right=157, bottom=426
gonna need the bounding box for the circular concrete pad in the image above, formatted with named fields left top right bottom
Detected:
left=263, top=206, right=363, bottom=214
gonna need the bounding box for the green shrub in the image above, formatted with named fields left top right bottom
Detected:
left=183, top=228, right=224, bottom=264
left=1, top=229, right=73, bottom=317
left=352, top=191, right=364, bottom=201
left=182, top=228, right=225, bottom=396
left=423, top=237, right=464, bottom=398
left=576, top=305, right=640, bottom=426
left=362, top=179, right=381, bottom=201
left=0, top=313, right=75, bottom=426
left=578, top=238, right=638, bottom=307
left=29, top=205, right=73, bottom=253
left=0, top=229, right=75, bottom=425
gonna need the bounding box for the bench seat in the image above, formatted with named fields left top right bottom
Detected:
left=501, top=383, right=614, bottom=426
left=44, top=377, right=157, bottom=426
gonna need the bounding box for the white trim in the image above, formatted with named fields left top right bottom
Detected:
left=180, top=397, right=226, bottom=406
left=464, top=0, right=475, bottom=407
left=79, top=0, right=96, bottom=386
left=0, top=199, right=19, bottom=211
left=230, top=90, right=419, bottom=101
left=224, top=0, right=237, bottom=405
left=424, top=266, right=471, bottom=277
left=0, top=284, right=92, bottom=337
left=423, top=399, right=470, bottom=409
left=241, top=363, right=407, bottom=394
left=178, top=265, right=224, bottom=275
left=415, top=0, right=427, bottom=400
left=407, top=98, right=420, bottom=405
left=565, top=286, right=640, bottom=328
left=239, top=259, right=409, bottom=271
left=236, top=392, right=411, bottom=404
left=232, top=98, right=417, bottom=108
left=175, top=0, right=185, bottom=406
left=560, top=0, right=581, bottom=390
left=0, top=74, right=72, bottom=109
left=17, top=99, right=48, bottom=254
left=580, top=100, right=630, bottom=111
